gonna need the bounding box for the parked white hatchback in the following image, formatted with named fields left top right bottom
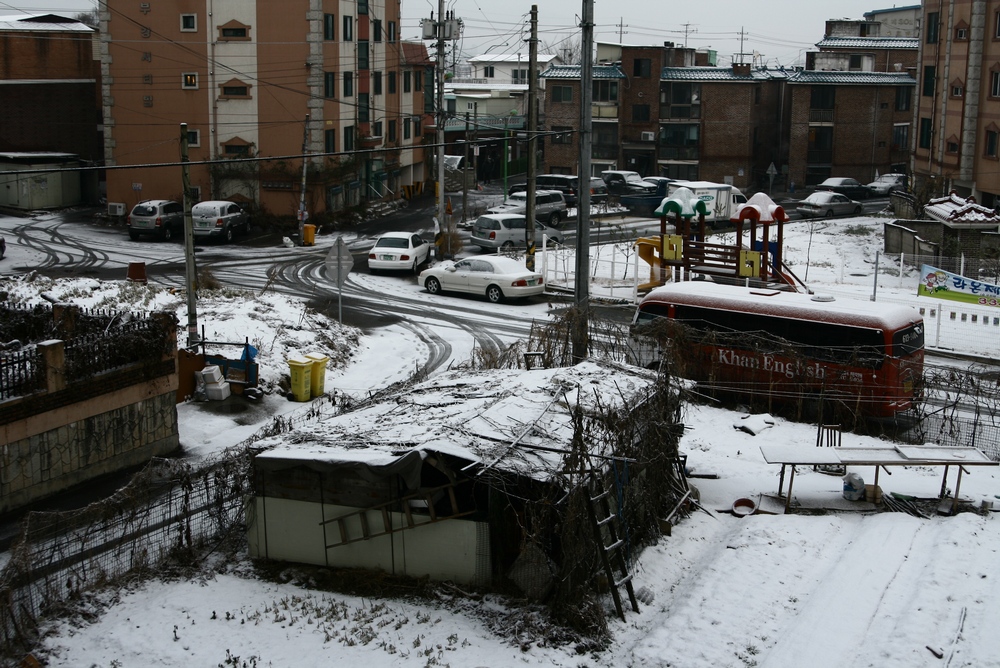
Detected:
left=368, top=231, right=431, bottom=274
left=419, top=255, right=544, bottom=303
left=191, top=200, right=250, bottom=243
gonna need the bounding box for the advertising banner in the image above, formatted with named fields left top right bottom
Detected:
left=918, top=265, right=1000, bottom=307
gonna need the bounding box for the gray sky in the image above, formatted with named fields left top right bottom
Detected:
left=2, top=0, right=893, bottom=67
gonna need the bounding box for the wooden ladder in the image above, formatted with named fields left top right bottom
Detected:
left=586, top=470, right=640, bottom=622
left=319, top=481, right=474, bottom=550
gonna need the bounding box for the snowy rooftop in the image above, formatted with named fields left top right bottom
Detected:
left=0, top=13, right=93, bottom=32
left=923, top=192, right=1000, bottom=228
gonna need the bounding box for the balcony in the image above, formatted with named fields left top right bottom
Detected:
left=809, top=109, right=835, bottom=123
left=592, top=104, right=619, bottom=119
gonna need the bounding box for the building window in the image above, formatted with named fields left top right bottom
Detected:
left=324, top=71, right=336, bottom=98
left=987, top=130, right=999, bottom=158
left=344, top=126, right=354, bottom=151
left=219, top=80, right=251, bottom=98
left=952, top=84, right=964, bottom=98
left=483, top=65, right=495, bottom=78
left=373, top=19, right=382, bottom=42
left=947, top=140, right=960, bottom=154
left=188, top=186, right=201, bottom=202
left=403, top=117, right=411, bottom=139
left=992, top=70, right=1000, bottom=97
left=849, top=54, right=863, bottom=70
left=512, top=68, right=528, bottom=84
left=324, top=129, right=336, bottom=153
left=633, top=58, right=651, bottom=77
left=659, top=123, right=699, bottom=160
left=956, top=27, right=968, bottom=41
left=180, top=14, right=197, bottom=32
left=358, top=41, right=369, bottom=70
left=413, top=115, right=422, bottom=136
left=343, top=15, right=353, bottom=41
left=182, top=72, right=198, bottom=89
left=552, top=126, right=572, bottom=144
left=403, top=71, right=411, bottom=92
left=324, top=13, right=335, bottom=40
left=632, top=104, right=650, bottom=122
left=358, top=0, right=368, bottom=15
left=223, top=143, right=251, bottom=157
left=922, top=65, right=936, bottom=97
left=810, top=86, right=835, bottom=109
left=415, top=70, right=422, bottom=91
left=358, top=93, right=369, bottom=122
left=373, top=71, right=382, bottom=94
left=219, top=24, right=249, bottom=40
left=187, top=129, right=200, bottom=147
left=593, top=80, right=618, bottom=102
left=926, top=12, right=939, bottom=43
left=344, top=71, right=353, bottom=97
left=660, top=82, right=700, bottom=118
left=552, top=85, right=573, bottom=102
left=995, top=12, right=1000, bottom=39
left=895, top=86, right=912, bottom=111
left=372, top=120, right=382, bottom=137
left=388, top=21, right=396, bottom=42
left=388, top=71, right=396, bottom=94
left=388, top=120, right=397, bottom=142
left=919, top=118, right=932, bottom=149
left=892, top=123, right=909, bottom=150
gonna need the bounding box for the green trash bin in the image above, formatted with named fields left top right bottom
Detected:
left=304, top=352, right=330, bottom=397
left=287, top=356, right=312, bottom=402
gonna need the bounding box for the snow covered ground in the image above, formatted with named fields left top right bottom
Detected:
left=5, top=214, right=1000, bottom=667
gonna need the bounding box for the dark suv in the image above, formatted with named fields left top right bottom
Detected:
left=508, top=174, right=608, bottom=206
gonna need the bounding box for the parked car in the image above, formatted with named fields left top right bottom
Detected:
left=487, top=190, right=568, bottom=225
left=367, top=231, right=431, bottom=274
left=642, top=176, right=676, bottom=189
left=796, top=191, right=862, bottom=218
left=127, top=200, right=184, bottom=241
left=601, top=170, right=656, bottom=196
left=815, top=177, right=870, bottom=199
left=471, top=213, right=564, bottom=251
left=866, top=173, right=907, bottom=196
left=419, top=255, right=544, bottom=303
left=508, top=175, right=608, bottom=206
left=191, top=200, right=250, bottom=243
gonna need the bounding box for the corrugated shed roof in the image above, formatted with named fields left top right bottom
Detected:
left=816, top=36, right=919, bottom=49
left=468, top=53, right=559, bottom=64
left=540, top=65, right=625, bottom=80
left=660, top=66, right=775, bottom=82
left=787, top=70, right=916, bottom=85
left=0, top=13, right=93, bottom=32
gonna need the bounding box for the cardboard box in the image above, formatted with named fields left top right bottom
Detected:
left=205, top=380, right=231, bottom=401
left=864, top=484, right=883, bottom=504
left=202, top=365, right=224, bottom=384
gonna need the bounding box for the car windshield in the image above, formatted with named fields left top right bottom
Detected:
left=506, top=193, right=528, bottom=204
left=375, top=237, right=408, bottom=249
left=475, top=218, right=501, bottom=230
left=804, top=193, right=833, bottom=204
left=132, top=205, right=157, bottom=216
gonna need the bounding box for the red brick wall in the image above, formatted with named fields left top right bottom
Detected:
left=0, top=30, right=97, bottom=79
left=0, top=83, right=101, bottom=159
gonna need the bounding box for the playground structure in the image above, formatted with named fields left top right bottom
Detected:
left=635, top=189, right=805, bottom=293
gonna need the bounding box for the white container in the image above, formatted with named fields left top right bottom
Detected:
left=202, top=365, right=224, bottom=384
left=205, top=380, right=231, bottom=401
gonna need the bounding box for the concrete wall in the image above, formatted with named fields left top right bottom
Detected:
left=248, top=497, right=489, bottom=586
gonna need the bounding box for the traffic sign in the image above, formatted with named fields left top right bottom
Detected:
left=325, top=236, right=354, bottom=287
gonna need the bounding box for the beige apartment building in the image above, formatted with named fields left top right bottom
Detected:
left=100, top=0, right=428, bottom=217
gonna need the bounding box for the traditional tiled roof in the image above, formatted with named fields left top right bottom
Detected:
left=924, top=192, right=1000, bottom=227
left=660, top=66, right=776, bottom=81
left=787, top=70, right=916, bottom=85
left=816, top=36, right=919, bottom=50
left=540, top=65, right=625, bottom=80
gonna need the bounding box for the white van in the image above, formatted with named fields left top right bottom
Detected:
left=191, top=201, right=250, bottom=243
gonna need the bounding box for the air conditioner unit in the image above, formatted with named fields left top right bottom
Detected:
left=640, top=131, right=655, bottom=142
left=108, top=202, right=126, bottom=216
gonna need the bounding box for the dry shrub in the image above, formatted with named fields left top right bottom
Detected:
left=198, top=268, right=221, bottom=290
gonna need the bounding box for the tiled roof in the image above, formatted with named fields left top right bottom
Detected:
left=660, top=66, right=776, bottom=81
left=924, top=192, right=1000, bottom=226
left=816, top=37, right=918, bottom=49
left=540, top=65, right=625, bottom=80
left=787, top=70, right=916, bottom=85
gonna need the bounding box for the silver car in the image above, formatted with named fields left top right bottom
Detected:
left=470, top=214, right=564, bottom=251
left=796, top=191, right=862, bottom=218
left=192, top=200, right=250, bottom=243
left=127, top=200, right=184, bottom=241
left=487, top=190, right=568, bottom=226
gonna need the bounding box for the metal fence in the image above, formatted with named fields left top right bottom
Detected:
left=0, top=348, right=43, bottom=402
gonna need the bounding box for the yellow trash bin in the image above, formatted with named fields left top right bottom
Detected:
left=304, top=352, right=330, bottom=397
left=302, top=224, right=316, bottom=246
left=287, top=356, right=312, bottom=402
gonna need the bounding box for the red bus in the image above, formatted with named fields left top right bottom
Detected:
left=631, top=282, right=924, bottom=419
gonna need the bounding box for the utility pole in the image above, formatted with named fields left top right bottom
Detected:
left=298, top=115, right=309, bottom=245
left=617, top=18, right=628, bottom=43
left=462, top=112, right=469, bottom=226
left=179, top=123, right=199, bottom=347
left=525, top=5, right=538, bottom=271
left=573, top=0, right=594, bottom=363
left=435, top=1, right=447, bottom=255
left=473, top=102, right=479, bottom=187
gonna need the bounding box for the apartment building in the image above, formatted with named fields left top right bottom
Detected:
left=912, top=0, right=1000, bottom=208
left=100, top=0, right=426, bottom=216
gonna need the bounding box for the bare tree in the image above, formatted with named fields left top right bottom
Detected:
left=542, top=35, right=582, bottom=65
left=74, top=10, right=99, bottom=28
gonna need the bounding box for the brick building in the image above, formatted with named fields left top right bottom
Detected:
left=0, top=14, right=101, bottom=164
left=100, top=0, right=428, bottom=217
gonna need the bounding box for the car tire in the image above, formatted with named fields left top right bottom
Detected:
left=550, top=211, right=562, bottom=227
left=411, top=259, right=419, bottom=274
left=501, top=240, right=515, bottom=251
left=486, top=284, right=504, bottom=303
left=425, top=276, right=441, bottom=294
left=853, top=205, right=862, bottom=215
left=369, top=267, right=379, bottom=275
left=824, top=210, right=834, bottom=218
left=162, top=226, right=173, bottom=241
left=129, top=230, right=140, bottom=241
left=224, top=226, right=234, bottom=244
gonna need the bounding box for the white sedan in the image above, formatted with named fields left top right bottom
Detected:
left=419, top=256, right=544, bottom=303
left=368, top=232, right=431, bottom=274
